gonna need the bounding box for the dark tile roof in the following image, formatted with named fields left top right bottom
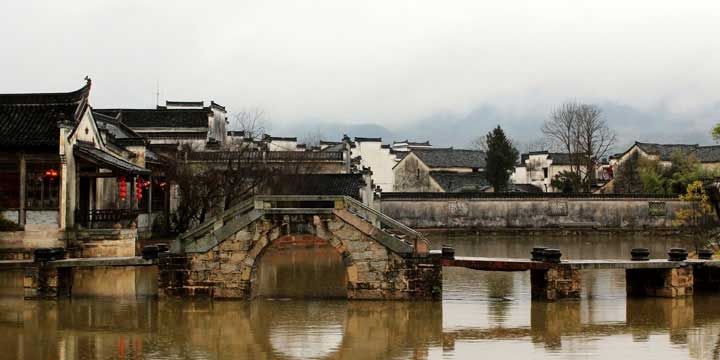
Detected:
left=430, top=172, right=489, bottom=192
left=165, top=100, right=204, bottom=108
left=354, top=137, right=382, bottom=142
left=267, top=174, right=364, bottom=199
left=0, top=81, right=91, bottom=150
left=94, top=108, right=210, bottom=128
left=547, top=153, right=576, bottom=166
left=519, top=151, right=548, bottom=164
left=227, top=130, right=246, bottom=137
left=210, top=101, right=226, bottom=112
left=695, top=146, right=720, bottom=163
left=263, top=135, right=297, bottom=141
left=185, top=150, right=344, bottom=162
left=411, top=148, right=486, bottom=169
left=74, top=142, right=150, bottom=176
left=519, top=151, right=584, bottom=166
left=393, top=139, right=431, bottom=146
left=93, top=111, right=146, bottom=147
left=508, top=183, right=544, bottom=193
left=634, top=142, right=699, bottom=162
left=145, top=148, right=164, bottom=165
left=634, top=142, right=720, bottom=163
left=321, top=143, right=345, bottom=152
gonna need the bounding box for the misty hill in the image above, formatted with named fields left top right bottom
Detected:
left=271, top=101, right=720, bottom=152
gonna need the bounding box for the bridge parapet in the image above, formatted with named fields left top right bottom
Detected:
left=174, top=195, right=430, bottom=257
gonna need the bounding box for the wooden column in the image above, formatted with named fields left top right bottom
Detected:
left=148, top=175, right=153, bottom=215
left=18, top=153, right=26, bottom=226
left=130, top=176, right=137, bottom=210
left=164, top=180, right=170, bottom=233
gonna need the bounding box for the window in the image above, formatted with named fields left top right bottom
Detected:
left=0, top=162, right=19, bottom=208
left=542, top=167, right=549, bottom=179
left=26, top=163, right=60, bottom=209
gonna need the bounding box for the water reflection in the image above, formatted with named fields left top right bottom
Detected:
left=1, top=233, right=720, bottom=359
left=2, top=298, right=443, bottom=360
left=253, top=235, right=347, bottom=299
left=429, top=232, right=697, bottom=260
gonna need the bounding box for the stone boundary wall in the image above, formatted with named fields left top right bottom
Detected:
left=69, top=229, right=137, bottom=258
left=379, top=197, right=701, bottom=229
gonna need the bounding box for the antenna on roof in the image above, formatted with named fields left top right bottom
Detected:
left=155, top=80, right=160, bottom=107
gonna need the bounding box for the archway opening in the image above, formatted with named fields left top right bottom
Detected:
left=252, top=234, right=348, bottom=299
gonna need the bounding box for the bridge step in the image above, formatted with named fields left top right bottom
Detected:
left=183, top=210, right=262, bottom=253
left=333, top=209, right=415, bottom=256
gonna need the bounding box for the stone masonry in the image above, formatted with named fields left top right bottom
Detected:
left=69, top=229, right=137, bottom=258
left=626, top=267, right=694, bottom=297
left=531, top=265, right=581, bottom=301
left=159, top=213, right=442, bottom=300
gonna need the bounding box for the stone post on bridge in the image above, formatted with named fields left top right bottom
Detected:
left=626, top=266, right=694, bottom=297
left=23, top=249, right=73, bottom=299
left=530, top=265, right=581, bottom=301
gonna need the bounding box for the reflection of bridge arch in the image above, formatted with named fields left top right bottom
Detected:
left=243, top=300, right=443, bottom=360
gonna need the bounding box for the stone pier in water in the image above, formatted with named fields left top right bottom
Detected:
left=443, top=252, right=720, bottom=301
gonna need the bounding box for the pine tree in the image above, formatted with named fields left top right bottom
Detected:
left=485, top=126, right=519, bottom=192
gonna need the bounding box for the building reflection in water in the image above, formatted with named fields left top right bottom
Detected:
left=7, top=298, right=444, bottom=360
left=3, top=232, right=720, bottom=359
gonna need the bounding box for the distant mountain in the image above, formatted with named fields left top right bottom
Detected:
left=273, top=122, right=396, bottom=143
left=271, top=101, right=720, bottom=151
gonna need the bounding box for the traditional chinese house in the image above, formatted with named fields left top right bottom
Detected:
left=0, top=79, right=162, bottom=258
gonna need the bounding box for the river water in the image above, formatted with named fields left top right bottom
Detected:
left=1, top=233, right=719, bottom=360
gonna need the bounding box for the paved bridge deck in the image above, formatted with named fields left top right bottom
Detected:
left=436, top=253, right=720, bottom=271
left=0, top=257, right=154, bottom=270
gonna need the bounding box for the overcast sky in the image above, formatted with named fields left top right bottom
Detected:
left=2, top=1, right=719, bottom=148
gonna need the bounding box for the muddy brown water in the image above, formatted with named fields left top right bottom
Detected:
left=1, top=233, right=719, bottom=359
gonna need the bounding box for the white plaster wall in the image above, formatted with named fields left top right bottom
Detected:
left=268, top=140, right=299, bottom=151
left=26, top=211, right=58, bottom=226
left=137, top=211, right=163, bottom=232
left=511, top=167, right=526, bottom=185
left=353, top=141, right=397, bottom=192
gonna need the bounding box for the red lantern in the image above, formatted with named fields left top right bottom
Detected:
left=136, top=177, right=143, bottom=200
left=44, top=169, right=58, bottom=178
left=119, top=176, right=127, bottom=199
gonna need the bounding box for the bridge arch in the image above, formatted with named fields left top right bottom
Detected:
left=247, top=225, right=358, bottom=298
left=160, top=200, right=442, bottom=300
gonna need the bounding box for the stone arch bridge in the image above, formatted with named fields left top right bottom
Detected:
left=160, top=196, right=442, bottom=300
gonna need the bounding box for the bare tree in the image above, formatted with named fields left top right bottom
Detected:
left=232, top=108, right=267, bottom=145
left=575, top=104, right=616, bottom=191
left=522, top=138, right=551, bottom=153
left=471, top=136, right=487, bottom=152
left=167, top=142, right=271, bottom=233
left=542, top=102, right=615, bottom=192
left=300, top=129, right=325, bottom=149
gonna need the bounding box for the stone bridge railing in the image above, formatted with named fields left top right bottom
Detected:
left=174, top=195, right=430, bottom=256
